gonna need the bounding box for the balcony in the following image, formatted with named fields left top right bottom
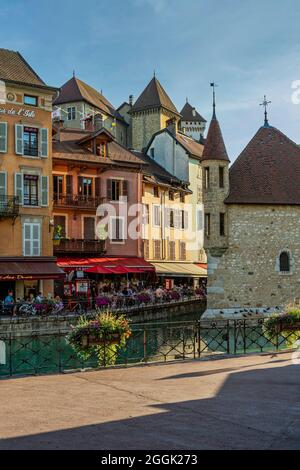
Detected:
left=53, top=239, right=106, bottom=255
left=53, top=194, right=106, bottom=210
left=0, top=196, right=19, bottom=219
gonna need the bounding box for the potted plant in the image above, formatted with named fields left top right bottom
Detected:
left=263, top=309, right=300, bottom=346
left=53, top=224, right=63, bottom=246
left=67, top=312, right=131, bottom=366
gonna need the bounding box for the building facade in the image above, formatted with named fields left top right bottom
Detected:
left=0, top=48, right=63, bottom=300
left=203, top=109, right=300, bottom=317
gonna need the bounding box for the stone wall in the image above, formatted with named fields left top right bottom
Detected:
left=131, top=108, right=161, bottom=151
left=206, top=204, right=300, bottom=309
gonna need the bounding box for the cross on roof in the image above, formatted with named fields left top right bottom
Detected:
left=260, top=95, right=271, bottom=127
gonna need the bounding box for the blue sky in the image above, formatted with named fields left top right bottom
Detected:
left=2, top=0, right=300, bottom=158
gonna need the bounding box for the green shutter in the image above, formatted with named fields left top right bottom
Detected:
left=0, top=123, right=7, bottom=153
left=15, top=124, right=23, bottom=155
left=0, top=172, right=7, bottom=203
left=14, top=172, right=23, bottom=204
left=40, top=128, right=48, bottom=157
left=41, top=176, right=48, bottom=206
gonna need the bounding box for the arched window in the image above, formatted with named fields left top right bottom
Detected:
left=279, top=251, right=290, bottom=272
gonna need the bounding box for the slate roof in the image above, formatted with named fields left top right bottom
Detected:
left=0, top=48, right=55, bottom=90
left=226, top=125, right=300, bottom=205
left=180, top=101, right=206, bottom=123
left=131, top=77, right=180, bottom=116
left=176, top=132, right=204, bottom=159
left=202, top=116, right=229, bottom=162
left=53, top=76, right=125, bottom=122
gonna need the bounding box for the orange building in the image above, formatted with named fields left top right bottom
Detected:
left=0, top=48, right=63, bottom=300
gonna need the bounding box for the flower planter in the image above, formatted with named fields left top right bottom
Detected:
left=274, top=320, right=300, bottom=334
left=81, top=333, right=121, bottom=348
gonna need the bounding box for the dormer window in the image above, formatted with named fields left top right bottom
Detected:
left=24, top=95, right=38, bottom=107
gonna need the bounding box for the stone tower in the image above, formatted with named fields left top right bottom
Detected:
left=179, top=100, right=207, bottom=141
left=130, top=76, right=181, bottom=151
left=202, top=93, right=230, bottom=266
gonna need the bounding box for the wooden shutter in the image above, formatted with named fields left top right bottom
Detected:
left=0, top=171, right=7, bottom=197
left=66, top=175, right=73, bottom=196
left=95, top=177, right=101, bottom=197
left=0, top=122, right=7, bottom=153
left=23, top=223, right=40, bottom=256
left=84, top=217, right=95, bottom=240
left=40, top=128, right=48, bottom=157
left=15, top=124, right=23, bottom=155
left=121, top=180, right=128, bottom=198
left=14, top=172, right=23, bottom=204
left=184, top=210, right=189, bottom=230
left=41, top=176, right=48, bottom=207
left=165, top=207, right=170, bottom=227
left=107, top=179, right=112, bottom=200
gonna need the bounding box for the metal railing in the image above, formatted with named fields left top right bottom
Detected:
left=0, top=318, right=298, bottom=378
left=0, top=196, right=19, bottom=218
left=53, top=194, right=106, bottom=209
left=53, top=239, right=106, bottom=254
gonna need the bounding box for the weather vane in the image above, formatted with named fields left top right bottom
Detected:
left=260, top=95, right=271, bottom=126
left=210, top=82, right=218, bottom=118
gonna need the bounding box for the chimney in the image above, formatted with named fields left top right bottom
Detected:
left=129, top=95, right=134, bottom=106
left=166, top=118, right=177, bottom=136
left=94, top=114, right=103, bottom=131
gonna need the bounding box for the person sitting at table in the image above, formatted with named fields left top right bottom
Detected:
left=4, top=290, right=16, bottom=316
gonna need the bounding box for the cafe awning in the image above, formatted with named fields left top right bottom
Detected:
left=0, top=257, right=65, bottom=281
left=151, top=262, right=207, bottom=278
left=57, top=257, right=155, bottom=273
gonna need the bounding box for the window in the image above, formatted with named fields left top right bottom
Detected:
left=153, top=205, right=161, bottom=226
left=54, top=216, right=66, bottom=238
left=24, top=175, right=39, bottom=206
left=153, top=240, right=161, bottom=259
left=23, top=223, right=40, bottom=256
left=67, top=106, right=76, bottom=121
left=219, top=166, right=224, bottom=188
left=142, top=204, right=149, bottom=225
left=170, top=209, right=175, bottom=228
left=84, top=217, right=95, bottom=240
left=204, top=167, right=210, bottom=190
left=78, top=177, right=93, bottom=197
left=53, top=175, right=63, bottom=200
left=279, top=251, right=290, bottom=272
left=169, top=190, right=174, bottom=201
left=24, top=95, right=38, bottom=107
left=179, top=242, right=186, bottom=261
left=220, top=213, right=225, bottom=236
left=23, top=127, right=38, bottom=156
left=110, top=217, right=124, bottom=242
left=108, top=179, right=128, bottom=201
left=143, top=240, right=150, bottom=259
left=205, top=213, right=211, bottom=238
left=153, top=186, right=159, bottom=198
left=180, top=192, right=185, bottom=203
left=181, top=210, right=188, bottom=229
left=169, top=241, right=176, bottom=260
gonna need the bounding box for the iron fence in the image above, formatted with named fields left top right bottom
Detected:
left=0, top=318, right=298, bottom=378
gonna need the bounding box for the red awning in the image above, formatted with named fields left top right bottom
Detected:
left=0, top=258, right=65, bottom=281
left=57, top=257, right=155, bottom=273
left=84, top=265, right=113, bottom=274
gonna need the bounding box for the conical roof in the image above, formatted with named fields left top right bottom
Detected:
left=226, top=125, right=300, bottom=204
left=131, top=76, right=180, bottom=115
left=202, top=116, right=229, bottom=162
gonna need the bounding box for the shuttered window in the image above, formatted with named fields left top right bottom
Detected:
left=111, top=217, right=124, bottom=241
left=143, top=240, right=150, bottom=259
left=41, top=176, right=48, bottom=207
left=40, top=128, right=48, bottom=157
left=15, top=124, right=24, bottom=155
left=0, top=122, right=7, bottom=153
left=169, top=241, right=176, bottom=260
left=153, top=240, right=161, bottom=260
left=179, top=242, right=186, bottom=261
left=0, top=172, right=7, bottom=197
left=14, top=172, right=23, bottom=204
left=23, top=223, right=40, bottom=256
left=153, top=205, right=161, bottom=226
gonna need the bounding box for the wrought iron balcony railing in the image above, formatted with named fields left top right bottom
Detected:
left=53, top=194, right=106, bottom=210
left=53, top=238, right=106, bottom=254
left=0, top=196, right=19, bottom=218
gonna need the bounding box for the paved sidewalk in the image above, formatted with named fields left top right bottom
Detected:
left=0, top=352, right=299, bottom=449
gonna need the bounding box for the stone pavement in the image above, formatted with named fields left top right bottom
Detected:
left=0, top=352, right=299, bottom=450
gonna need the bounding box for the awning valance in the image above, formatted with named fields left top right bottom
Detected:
left=151, top=262, right=207, bottom=278
left=0, top=257, right=65, bottom=281
left=57, top=257, right=155, bottom=273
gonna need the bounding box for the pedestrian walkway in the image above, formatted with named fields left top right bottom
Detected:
left=0, top=352, right=299, bottom=449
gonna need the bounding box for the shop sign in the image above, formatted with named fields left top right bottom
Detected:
left=0, top=107, right=35, bottom=118
left=0, top=274, right=34, bottom=281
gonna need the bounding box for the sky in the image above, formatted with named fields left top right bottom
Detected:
left=2, top=0, right=300, bottom=159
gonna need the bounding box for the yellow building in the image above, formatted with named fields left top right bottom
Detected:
left=137, top=153, right=206, bottom=287
left=0, top=48, right=63, bottom=300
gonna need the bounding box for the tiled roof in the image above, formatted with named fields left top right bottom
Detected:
left=131, top=77, right=180, bottom=115
left=53, top=129, right=144, bottom=166
left=53, top=76, right=125, bottom=122
left=226, top=125, right=300, bottom=205
left=202, top=116, right=229, bottom=162
left=180, top=101, right=206, bottom=123
left=0, top=48, right=46, bottom=87
left=175, top=132, right=204, bottom=159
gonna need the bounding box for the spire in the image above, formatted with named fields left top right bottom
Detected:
left=73, top=70, right=75, bottom=78
left=210, top=82, right=217, bottom=119
left=202, top=85, right=229, bottom=162
left=260, top=95, right=271, bottom=127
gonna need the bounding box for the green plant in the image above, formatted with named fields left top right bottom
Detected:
left=263, top=309, right=300, bottom=346
left=67, top=311, right=131, bottom=366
